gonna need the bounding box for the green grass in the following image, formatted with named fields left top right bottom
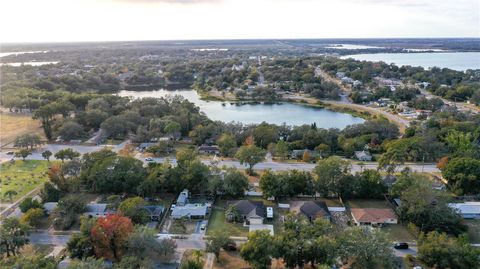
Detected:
left=207, top=207, right=248, bottom=237
left=465, top=220, right=480, bottom=244
left=383, top=224, right=415, bottom=242
left=0, top=160, right=52, bottom=202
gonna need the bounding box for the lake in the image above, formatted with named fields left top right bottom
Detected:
left=1, top=61, right=59, bottom=66
left=341, top=52, right=480, bottom=71
left=118, top=90, right=365, bottom=128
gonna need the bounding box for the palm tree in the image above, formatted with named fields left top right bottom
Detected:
left=4, top=190, right=17, bottom=201
left=225, top=205, right=239, bottom=223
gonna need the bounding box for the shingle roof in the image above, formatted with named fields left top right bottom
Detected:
left=231, top=200, right=265, bottom=218
left=142, top=205, right=165, bottom=216
left=300, top=201, right=331, bottom=219
left=449, top=202, right=480, bottom=215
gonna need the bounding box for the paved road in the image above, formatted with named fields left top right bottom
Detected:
left=29, top=231, right=72, bottom=246
left=393, top=245, right=418, bottom=258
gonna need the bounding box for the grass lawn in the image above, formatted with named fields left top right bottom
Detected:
left=383, top=224, right=414, bottom=242
left=465, top=220, right=480, bottom=244
left=207, top=206, right=248, bottom=237
left=347, top=199, right=391, bottom=209
left=0, top=113, right=45, bottom=147
left=0, top=160, right=52, bottom=202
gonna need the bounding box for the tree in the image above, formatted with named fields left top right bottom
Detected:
left=259, top=169, right=282, bottom=199
left=313, top=157, right=352, bottom=198
left=302, top=150, right=311, bottom=162
left=118, top=197, right=149, bottom=224
left=164, top=121, right=181, bottom=139
left=127, top=226, right=176, bottom=259
left=42, top=150, right=53, bottom=161
left=66, top=257, right=108, bottom=269
left=19, top=197, right=42, bottom=213
left=3, top=190, right=17, bottom=201
left=396, top=173, right=466, bottom=235
left=418, top=231, right=480, bottom=269
left=354, top=169, right=387, bottom=199
left=91, top=214, right=134, bottom=261
left=58, top=121, right=86, bottom=141
left=20, top=208, right=44, bottom=227
left=274, top=140, right=289, bottom=160
left=54, top=148, right=80, bottom=162
left=40, top=182, right=62, bottom=202
left=222, top=168, right=249, bottom=197
left=33, top=104, right=55, bottom=140
left=337, top=227, right=395, bottom=269
left=235, top=145, right=265, bottom=175
left=14, top=148, right=31, bottom=161
left=52, top=195, right=87, bottom=230
left=240, top=230, right=273, bottom=269
left=442, top=157, right=480, bottom=195
left=0, top=217, right=30, bottom=257
left=67, top=216, right=96, bottom=259
left=14, top=134, right=41, bottom=149
left=206, top=231, right=234, bottom=260
left=217, top=133, right=237, bottom=157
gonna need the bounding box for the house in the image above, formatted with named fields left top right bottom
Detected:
left=138, top=142, right=157, bottom=151
left=290, top=201, right=331, bottom=222
left=198, top=145, right=220, bottom=155
left=354, top=150, right=372, bottom=161
left=176, top=189, right=189, bottom=206
left=142, top=205, right=165, bottom=221
left=336, top=72, right=346, bottom=79
left=171, top=204, right=208, bottom=219
left=43, top=202, right=58, bottom=215
left=227, top=200, right=265, bottom=225
left=448, top=202, right=480, bottom=219
left=290, top=149, right=317, bottom=159
left=84, top=203, right=109, bottom=217
left=350, top=208, right=398, bottom=226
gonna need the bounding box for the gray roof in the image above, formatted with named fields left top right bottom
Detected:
left=142, top=205, right=165, bottom=216
left=171, top=204, right=208, bottom=219
left=86, top=203, right=108, bottom=214
left=230, top=200, right=265, bottom=218
left=300, top=201, right=330, bottom=219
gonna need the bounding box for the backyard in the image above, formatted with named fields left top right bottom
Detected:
left=0, top=160, right=52, bottom=203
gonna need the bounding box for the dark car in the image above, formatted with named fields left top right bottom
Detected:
left=394, top=242, right=409, bottom=249
left=6, top=151, right=14, bottom=155
left=225, top=242, right=237, bottom=251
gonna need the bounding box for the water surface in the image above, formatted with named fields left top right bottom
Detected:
left=118, top=90, right=364, bottom=128
left=341, top=52, right=480, bottom=71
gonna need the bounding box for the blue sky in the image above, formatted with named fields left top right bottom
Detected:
left=1, top=0, right=479, bottom=42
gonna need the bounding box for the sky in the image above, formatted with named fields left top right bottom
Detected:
left=1, top=0, right=479, bottom=42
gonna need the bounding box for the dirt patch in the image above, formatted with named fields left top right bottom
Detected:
left=0, top=112, right=45, bottom=148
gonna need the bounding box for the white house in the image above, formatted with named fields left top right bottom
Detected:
left=448, top=202, right=480, bottom=219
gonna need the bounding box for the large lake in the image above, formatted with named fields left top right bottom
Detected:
left=341, top=52, right=480, bottom=71
left=118, top=90, right=364, bottom=128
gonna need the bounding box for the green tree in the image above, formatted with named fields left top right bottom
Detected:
left=42, top=150, right=53, bottom=161
left=235, top=145, right=265, bottom=175
left=58, top=121, right=86, bottom=141
left=54, top=148, right=80, bottom=162
left=14, top=134, right=41, bottom=149
left=313, top=156, right=352, bottom=198
left=337, top=227, right=395, bottom=269
left=274, top=140, right=289, bottom=160
left=33, top=104, right=55, bottom=140
left=39, top=182, right=62, bottom=202
left=222, top=168, right=249, bottom=197
left=418, top=231, right=480, bottom=269
left=164, top=121, right=181, bottom=139
left=206, top=231, right=234, bottom=260
left=259, top=169, right=282, bottom=199
left=240, top=230, right=273, bottom=269
left=14, top=148, right=31, bottom=161
left=217, top=133, right=237, bottom=157
left=66, top=257, right=108, bottom=269
left=354, top=169, right=387, bottom=199
left=0, top=217, right=30, bottom=257
left=127, top=226, right=176, bottom=259
left=20, top=208, right=44, bottom=227
left=118, top=197, right=149, bottom=224
left=442, top=157, right=480, bottom=195
left=3, top=190, right=18, bottom=201
left=19, top=197, right=42, bottom=213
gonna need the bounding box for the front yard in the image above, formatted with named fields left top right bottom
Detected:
left=207, top=206, right=248, bottom=237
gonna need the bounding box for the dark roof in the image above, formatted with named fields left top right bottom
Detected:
left=300, top=201, right=330, bottom=219
left=231, top=200, right=265, bottom=218
left=142, top=205, right=165, bottom=216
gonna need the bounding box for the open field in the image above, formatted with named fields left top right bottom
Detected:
left=0, top=160, right=51, bottom=202
left=0, top=112, right=45, bottom=148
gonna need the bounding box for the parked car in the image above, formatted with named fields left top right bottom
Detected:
left=6, top=151, right=14, bottom=155
left=200, top=223, right=206, bottom=231
left=145, top=157, right=154, bottom=162
left=225, top=242, right=237, bottom=251
left=394, top=242, right=409, bottom=249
